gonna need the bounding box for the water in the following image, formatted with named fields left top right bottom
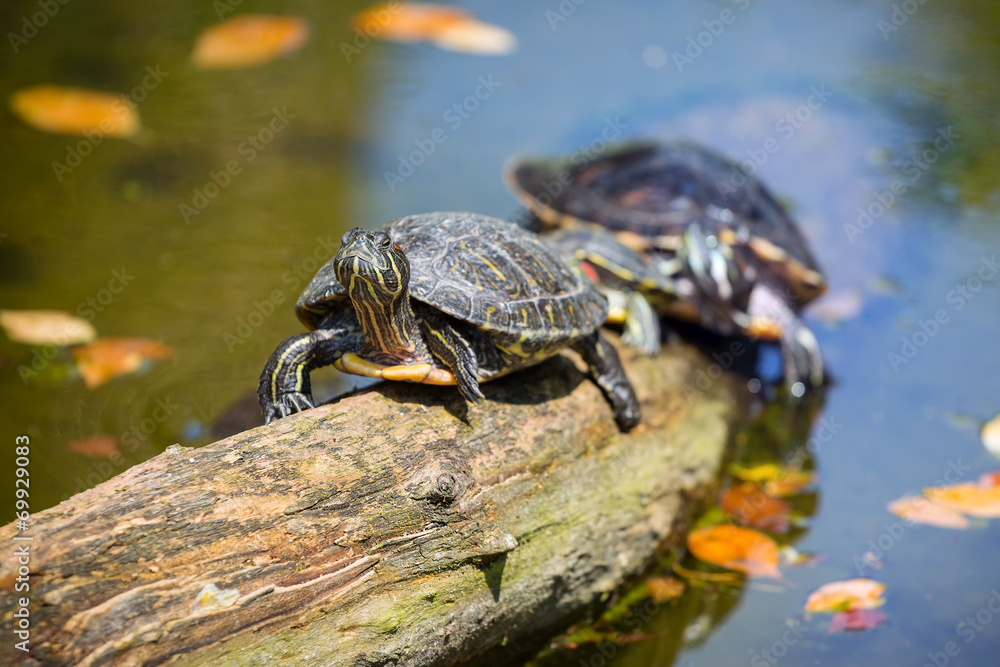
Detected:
left=1, top=0, right=999, bottom=665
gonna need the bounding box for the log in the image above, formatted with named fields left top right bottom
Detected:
left=0, top=341, right=740, bottom=666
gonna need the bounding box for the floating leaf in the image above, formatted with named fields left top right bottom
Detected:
left=0, top=309, right=96, bottom=346
left=73, top=337, right=173, bottom=388
left=805, top=578, right=885, bottom=613
left=645, top=576, right=685, bottom=602
left=687, top=525, right=780, bottom=579
left=720, top=483, right=792, bottom=533
left=829, top=608, right=887, bottom=633
left=193, top=15, right=310, bottom=69
left=887, top=496, right=970, bottom=529
left=9, top=86, right=140, bottom=138
left=68, top=434, right=119, bottom=459
left=351, top=3, right=516, bottom=55
left=924, top=481, right=1000, bottom=518
left=779, top=545, right=822, bottom=567
left=730, top=463, right=815, bottom=496
left=982, top=415, right=1000, bottom=459
left=808, top=286, right=864, bottom=324
left=978, top=471, right=1000, bottom=488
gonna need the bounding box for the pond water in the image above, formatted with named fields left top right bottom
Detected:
left=1, top=0, right=999, bottom=665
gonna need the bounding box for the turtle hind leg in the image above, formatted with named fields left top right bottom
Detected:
left=572, top=332, right=640, bottom=431
left=420, top=311, right=485, bottom=402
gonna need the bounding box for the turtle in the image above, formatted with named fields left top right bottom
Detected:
left=505, top=140, right=826, bottom=391
left=257, top=212, right=640, bottom=431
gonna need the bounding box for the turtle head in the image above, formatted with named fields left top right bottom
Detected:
left=334, top=228, right=410, bottom=300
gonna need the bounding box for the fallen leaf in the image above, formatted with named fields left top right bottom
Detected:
left=807, top=286, right=864, bottom=323
left=0, top=309, right=97, bottom=346
left=73, top=337, right=173, bottom=388
left=193, top=15, right=310, bottom=69
left=887, top=495, right=970, bottom=529
left=982, top=415, right=1000, bottom=459
left=780, top=545, right=823, bottom=567
left=687, top=525, right=781, bottom=579
left=978, top=471, right=1000, bottom=488
left=9, top=86, right=140, bottom=138
left=729, top=463, right=815, bottom=496
left=68, top=434, right=119, bottom=459
left=805, top=578, right=885, bottom=613
left=351, top=3, right=516, bottom=55
left=645, top=576, right=685, bottom=602
left=829, top=608, right=887, bottom=632
left=924, top=482, right=1000, bottom=518
left=720, top=483, right=792, bottom=533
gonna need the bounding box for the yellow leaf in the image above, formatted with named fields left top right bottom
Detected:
left=352, top=3, right=516, bottom=55
left=73, top=337, right=173, bottom=388
left=805, top=578, right=885, bottom=613
left=924, top=482, right=1000, bottom=518
left=193, top=15, right=310, bottom=69
left=9, top=86, right=140, bottom=138
left=730, top=463, right=814, bottom=496
left=0, top=309, right=96, bottom=346
left=687, top=525, right=780, bottom=579
left=887, top=496, right=970, bottom=529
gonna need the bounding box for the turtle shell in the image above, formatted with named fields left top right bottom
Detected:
left=297, top=212, right=607, bottom=351
left=506, top=140, right=825, bottom=303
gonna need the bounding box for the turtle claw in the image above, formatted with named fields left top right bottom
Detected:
left=261, top=392, right=315, bottom=425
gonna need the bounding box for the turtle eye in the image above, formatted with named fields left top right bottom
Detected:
left=378, top=234, right=393, bottom=250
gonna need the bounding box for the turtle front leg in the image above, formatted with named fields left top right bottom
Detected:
left=258, top=324, right=363, bottom=424
left=572, top=332, right=641, bottom=432
left=747, top=285, right=824, bottom=391
left=419, top=310, right=485, bottom=402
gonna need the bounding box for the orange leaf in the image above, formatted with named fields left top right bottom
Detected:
left=805, top=578, right=885, bottom=613
left=193, top=15, right=310, bottom=69
left=829, top=608, right=887, bottom=632
left=887, top=496, right=970, bottom=529
left=0, top=309, right=97, bottom=346
left=978, top=471, right=1000, bottom=488
left=687, top=525, right=780, bottom=579
left=924, top=482, right=1000, bottom=518
left=68, top=434, right=119, bottom=459
left=73, top=337, right=173, bottom=388
left=9, top=86, right=140, bottom=138
left=351, top=3, right=515, bottom=54
left=720, top=483, right=792, bottom=533
left=645, top=576, right=685, bottom=602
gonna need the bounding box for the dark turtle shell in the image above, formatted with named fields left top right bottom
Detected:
left=296, top=212, right=607, bottom=350
left=506, top=140, right=825, bottom=304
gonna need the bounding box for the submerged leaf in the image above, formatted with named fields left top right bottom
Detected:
left=720, top=483, right=792, bottom=533
left=887, top=496, right=970, bottom=529
left=73, top=337, right=173, bottom=388
left=687, top=525, right=780, bottom=579
left=68, top=434, right=119, bottom=459
left=829, top=608, right=887, bottom=632
left=645, top=576, right=685, bottom=602
left=0, top=309, right=96, bottom=346
left=352, top=3, right=515, bottom=55
left=805, top=578, right=885, bottom=613
left=730, top=463, right=815, bottom=496
left=9, top=86, right=140, bottom=138
left=193, top=15, right=310, bottom=69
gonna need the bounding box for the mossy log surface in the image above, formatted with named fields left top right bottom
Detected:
left=0, top=342, right=739, bottom=666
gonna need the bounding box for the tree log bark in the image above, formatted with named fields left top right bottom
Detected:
left=1, top=342, right=740, bottom=666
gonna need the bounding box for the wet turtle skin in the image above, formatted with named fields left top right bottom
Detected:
left=258, top=212, right=641, bottom=431
left=507, top=140, right=827, bottom=390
